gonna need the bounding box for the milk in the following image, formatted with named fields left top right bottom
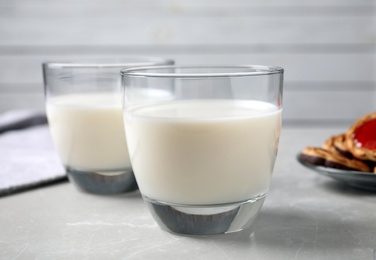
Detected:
left=124, top=100, right=281, bottom=205
left=46, top=93, right=130, bottom=171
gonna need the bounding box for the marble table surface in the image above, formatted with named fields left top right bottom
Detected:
left=1, top=126, right=376, bottom=260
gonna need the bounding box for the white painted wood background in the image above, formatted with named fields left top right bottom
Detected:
left=0, top=0, right=375, bottom=125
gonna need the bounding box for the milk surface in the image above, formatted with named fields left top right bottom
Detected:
left=47, top=93, right=131, bottom=171
left=125, top=100, right=281, bottom=205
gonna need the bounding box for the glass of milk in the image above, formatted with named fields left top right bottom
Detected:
left=121, top=65, right=284, bottom=235
left=43, top=58, right=174, bottom=194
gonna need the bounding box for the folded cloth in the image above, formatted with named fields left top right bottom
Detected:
left=0, top=111, right=47, bottom=134
left=0, top=110, right=66, bottom=196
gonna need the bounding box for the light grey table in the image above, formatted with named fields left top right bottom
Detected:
left=1, top=126, right=376, bottom=260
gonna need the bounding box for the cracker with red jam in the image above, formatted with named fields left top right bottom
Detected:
left=346, top=112, right=376, bottom=162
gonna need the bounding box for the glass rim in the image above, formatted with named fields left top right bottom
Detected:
left=121, top=65, right=284, bottom=78
left=42, top=57, right=174, bottom=69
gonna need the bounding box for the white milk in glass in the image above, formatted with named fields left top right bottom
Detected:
left=125, top=100, right=281, bottom=205
left=46, top=93, right=130, bottom=171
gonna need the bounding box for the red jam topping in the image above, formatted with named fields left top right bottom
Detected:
left=353, top=118, right=376, bottom=150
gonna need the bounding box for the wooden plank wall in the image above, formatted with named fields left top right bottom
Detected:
left=0, top=0, right=375, bottom=125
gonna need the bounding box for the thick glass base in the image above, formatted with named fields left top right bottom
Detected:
left=66, top=167, right=138, bottom=195
left=143, top=194, right=266, bottom=236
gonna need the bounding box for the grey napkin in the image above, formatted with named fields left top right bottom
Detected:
left=0, top=110, right=66, bottom=196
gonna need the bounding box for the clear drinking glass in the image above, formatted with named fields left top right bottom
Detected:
left=122, top=65, right=284, bottom=235
left=43, top=58, right=174, bottom=194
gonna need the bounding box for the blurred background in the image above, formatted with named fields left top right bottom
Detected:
left=0, top=0, right=375, bottom=125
